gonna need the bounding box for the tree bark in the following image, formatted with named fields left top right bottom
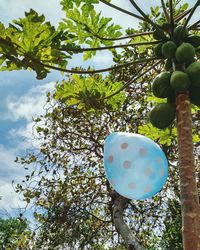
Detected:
left=111, top=191, right=145, bottom=250
left=176, top=92, right=200, bottom=250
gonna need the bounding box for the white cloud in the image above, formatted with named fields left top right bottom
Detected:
left=0, top=183, right=26, bottom=212
left=0, top=144, right=26, bottom=212
left=6, top=81, right=55, bottom=122
left=0, top=0, right=64, bottom=26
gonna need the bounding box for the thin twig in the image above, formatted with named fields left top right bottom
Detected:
left=100, top=60, right=162, bottom=100
left=28, top=56, right=159, bottom=75
left=59, top=40, right=160, bottom=53
left=99, top=0, right=145, bottom=21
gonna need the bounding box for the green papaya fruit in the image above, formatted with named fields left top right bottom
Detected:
left=174, top=25, right=188, bottom=42
left=175, top=43, right=195, bottom=64
left=149, top=103, right=175, bottom=129
left=162, top=41, right=177, bottom=59
left=185, top=61, right=200, bottom=86
left=154, top=43, right=164, bottom=58
left=165, top=58, right=173, bottom=71
left=170, top=71, right=190, bottom=92
left=152, top=72, right=173, bottom=98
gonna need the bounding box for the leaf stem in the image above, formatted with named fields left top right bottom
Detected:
left=28, top=56, right=159, bottom=75
left=129, top=0, right=164, bottom=37
left=99, top=0, right=145, bottom=21
left=101, top=60, right=162, bottom=100
left=174, top=8, right=192, bottom=23
left=169, top=0, right=174, bottom=37
left=161, top=0, right=170, bottom=22
left=84, top=31, right=153, bottom=41
left=183, top=0, right=200, bottom=30
left=60, top=40, right=160, bottom=53
left=189, top=20, right=200, bottom=30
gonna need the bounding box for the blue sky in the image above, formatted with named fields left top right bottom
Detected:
left=0, top=0, right=137, bottom=216
left=0, top=0, right=198, bottom=217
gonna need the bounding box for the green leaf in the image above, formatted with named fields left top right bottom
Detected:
left=54, top=74, right=125, bottom=111
left=59, top=7, right=122, bottom=59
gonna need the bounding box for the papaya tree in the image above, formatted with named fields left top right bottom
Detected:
left=1, top=0, right=200, bottom=249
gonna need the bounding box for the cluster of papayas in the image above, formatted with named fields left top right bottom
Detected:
left=150, top=24, right=200, bottom=129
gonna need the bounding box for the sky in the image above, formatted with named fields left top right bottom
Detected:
left=0, top=0, right=198, bottom=218
left=0, top=0, right=139, bottom=217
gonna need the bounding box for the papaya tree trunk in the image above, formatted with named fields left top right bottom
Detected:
left=176, top=92, right=200, bottom=250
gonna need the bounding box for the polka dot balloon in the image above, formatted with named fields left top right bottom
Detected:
left=104, top=132, right=168, bottom=200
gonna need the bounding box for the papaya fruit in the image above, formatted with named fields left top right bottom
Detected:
left=149, top=103, right=175, bottom=129
left=153, top=30, right=165, bottom=40
left=185, top=61, right=200, bottom=86
left=174, top=25, right=188, bottom=42
left=186, top=35, right=200, bottom=48
left=162, top=22, right=171, bottom=32
left=165, top=58, right=173, bottom=71
left=175, top=43, right=195, bottom=64
left=152, top=72, right=173, bottom=98
left=185, top=57, right=196, bottom=68
left=162, top=41, right=177, bottom=59
left=154, top=43, right=164, bottom=58
left=170, top=71, right=190, bottom=92
left=167, top=91, right=176, bottom=104
left=189, top=85, right=200, bottom=107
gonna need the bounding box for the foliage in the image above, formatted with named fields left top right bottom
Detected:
left=54, top=74, right=125, bottom=110
left=0, top=217, right=32, bottom=249
left=0, top=0, right=199, bottom=249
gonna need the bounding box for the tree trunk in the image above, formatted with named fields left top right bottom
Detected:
left=111, top=191, right=145, bottom=250
left=176, top=92, right=200, bottom=250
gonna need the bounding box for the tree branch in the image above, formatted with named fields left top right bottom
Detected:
left=99, top=0, right=145, bottom=21
left=60, top=40, right=160, bottom=53
left=28, top=56, right=158, bottom=75
left=111, top=191, right=145, bottom=250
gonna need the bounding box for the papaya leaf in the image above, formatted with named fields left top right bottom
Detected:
left=59, top=7, right=122, bottom=59
left=0, top=9, right=75, bottom=78
left=54, top=74, right=125, bottom=111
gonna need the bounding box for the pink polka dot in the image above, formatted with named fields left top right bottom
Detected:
left=108, top=155, right=113, bottom=163
left=121, top=143, right=128, bottom=149
left=128, top=182, right=136, bottom=189
left=139, top=148, right=147, bottom=156
left=160, top=168, right=164, bottom=177
left=156, top=157, right=163, bottom=164
left=144, top=186, right=152, bottom=193
left=123, top=160, right=131, bottom=169
left=144, top=167, right=152, bottom=176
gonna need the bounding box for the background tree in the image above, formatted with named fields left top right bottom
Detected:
left=0, top=0, right=200, bottom=249
left=0, top=216, right=32, bottom=249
